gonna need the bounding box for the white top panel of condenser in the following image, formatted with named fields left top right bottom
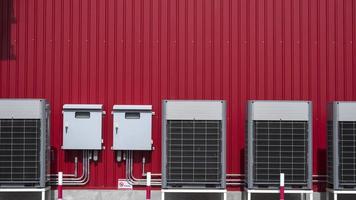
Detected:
left=0, top=99, right=47, bottom=119
left=334, top=102, right=356, bottom=121
left=164, top=100, right=225, bottom=120
left=250, top=100, right=311, bottom=121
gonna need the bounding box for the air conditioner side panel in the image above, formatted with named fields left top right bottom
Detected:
left=162, top=101, right=168, bottom=188
left=307, top=102, right=313, bottom=189
left=221, top=101, right=227, bottom=188
left=39, top=100, right=49, bottom=187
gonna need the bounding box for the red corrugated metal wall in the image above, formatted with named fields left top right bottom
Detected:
left=0, top=0, right=355, bottom=191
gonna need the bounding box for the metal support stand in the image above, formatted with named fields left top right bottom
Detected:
left=161, top=189, right=227, bottom=200
left=244, top=188, right=313, bottom=200
left=326, top=188, right=356, bottom=200
left=0, top=187, right=50, bottom=200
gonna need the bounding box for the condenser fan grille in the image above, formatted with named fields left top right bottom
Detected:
left=0, top=119, right=41, bottom=184
left=253, top=120, right=309, bottom=186
left=339, top=121, right=356, bottom=186
left=166, top=120, right=222, bottom=186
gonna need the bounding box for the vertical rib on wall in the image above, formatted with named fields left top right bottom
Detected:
left=0, top=0, right=355, bottom=190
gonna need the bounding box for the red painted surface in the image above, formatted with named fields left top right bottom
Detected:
left=0, top=0, right=355, bottom=191
left=280, top=186, right=284, bottom=200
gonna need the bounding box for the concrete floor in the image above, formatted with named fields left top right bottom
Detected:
left=0, top=190, right=356, bottom=200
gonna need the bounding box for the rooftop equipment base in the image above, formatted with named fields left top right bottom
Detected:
left=0, top=186, right=50, bottom=200
left=161, top=189, right=227, bottom=200
left=244, top=188, right=313, bottom=200
left=326, top=188, right=356, bottom=200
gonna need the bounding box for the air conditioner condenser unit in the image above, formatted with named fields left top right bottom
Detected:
left=328, top=102, right=356, bottom=190
left=246, top=100, right=312, bottom=189
left=0, top=99, right=50, bottom=188
left=162, top=100, right=226, bottom=189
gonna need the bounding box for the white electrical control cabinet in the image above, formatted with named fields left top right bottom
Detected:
left=62, top=104, right=104, bottom=150
left=112, top=105, right=153, bottom=150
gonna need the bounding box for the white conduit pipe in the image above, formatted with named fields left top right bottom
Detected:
left=125, top=151, right=327, bottom=186
left=50, top=151, right=91, bottom=185
left=126, top=151, right=245, bottom=186
left=130, top=152, right=161, bottom=183
left=125, top=150, right=327, bottom=186
left=62, top=151, right=91, bottom=185
left=141, top=158, right=245, bottom=178
left=50, top=151, right=86, bottom=182
left=130, top=152, right=161, bottom=184
left=51, top=152, right=86, bottom=181
left=126, top=151, right=161, bottom=186
left=62, top=153, right=88, bottom=182
left=127, top=152, right=161, bottom=185
left=133, top=151, right=245, bottom=186
left=50, top=157, right=78, bottom=178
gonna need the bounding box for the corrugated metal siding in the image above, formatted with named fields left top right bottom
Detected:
left=0, top=0, right=355, bottom=190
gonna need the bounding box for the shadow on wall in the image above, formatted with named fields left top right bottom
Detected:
left=0, top=0, right=16, bottom=60
left=316, top=148, right=327, bottom=191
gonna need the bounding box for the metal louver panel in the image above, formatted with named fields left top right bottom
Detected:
left=0, top=119, right=41, bottom=184
left=253, top=120, right=309, bottom=187
left=166, top=120, right=222, bottom=186
left=339, top=121, right=356, bottom=187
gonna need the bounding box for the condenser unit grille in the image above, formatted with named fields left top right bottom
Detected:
left=253, top=120, right=308, bottom=186
left=339, top=121, right=356, bottom=186
left=0, top=119, right=41, bottom=184
left=166, top=120, right=222, bottom=186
